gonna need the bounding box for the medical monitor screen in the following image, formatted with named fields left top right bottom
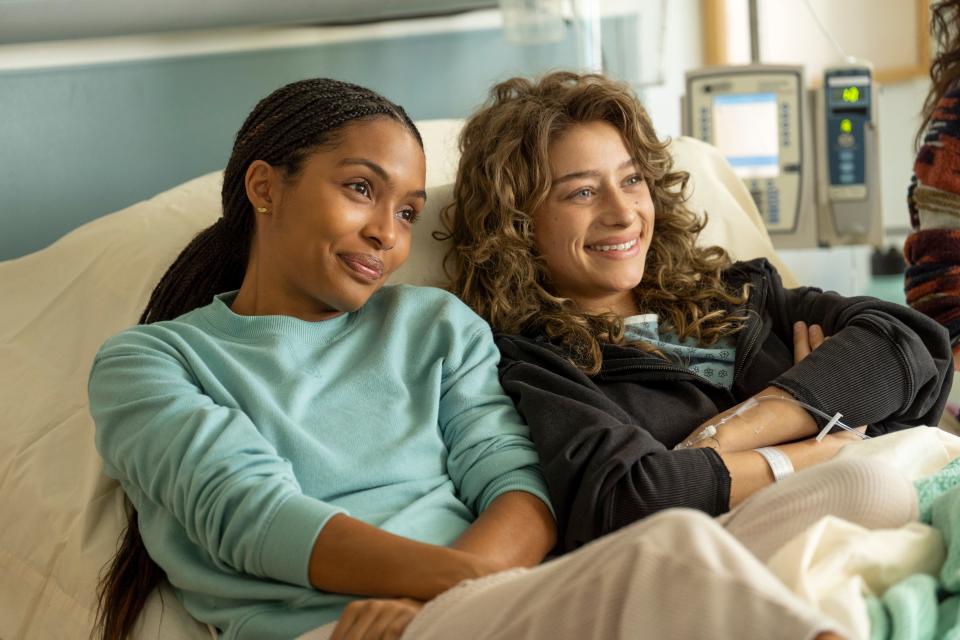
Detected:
left=712, top=93, right=780, bottom=179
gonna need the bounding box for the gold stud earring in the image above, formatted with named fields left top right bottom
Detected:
left=256, top=207, right=269, bottom=214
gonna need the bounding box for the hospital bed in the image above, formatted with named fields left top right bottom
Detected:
left=0, top=119, right=945, bottom=639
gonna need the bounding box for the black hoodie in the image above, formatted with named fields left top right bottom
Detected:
left=495, top=258, right=954, bottom=552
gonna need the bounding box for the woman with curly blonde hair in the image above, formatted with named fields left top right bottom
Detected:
left=444, top=71, right=953, bottom=555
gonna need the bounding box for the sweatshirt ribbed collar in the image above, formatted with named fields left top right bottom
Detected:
left=199, top=291, right=362, bottom=343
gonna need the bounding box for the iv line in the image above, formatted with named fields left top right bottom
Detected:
left=675, top=393, right=869, bottom=450
left=798, top=0, right=857, bottom=63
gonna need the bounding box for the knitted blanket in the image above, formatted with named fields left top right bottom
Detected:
left=868, top=457, right=960, bottom=639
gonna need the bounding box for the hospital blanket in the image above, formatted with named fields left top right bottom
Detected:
left=862, top=459, right=960, bottom=640
left=765, top=427, right=960, bottom=639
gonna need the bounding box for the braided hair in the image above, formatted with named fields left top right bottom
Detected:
left=140, top=78, right=422, bottom=323
left=96, top=78, right=422, bottom=640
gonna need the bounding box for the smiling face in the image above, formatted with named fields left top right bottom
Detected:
left=534, top=120, right=655, bottom=317
left=239, top=117, right=426, bottom=320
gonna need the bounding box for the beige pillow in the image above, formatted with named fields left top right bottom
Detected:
left=0, top=173, right=221, bottom=639
left=0, top=122, right=790, bottom=639
left=672, top=136, right=796, bottom=287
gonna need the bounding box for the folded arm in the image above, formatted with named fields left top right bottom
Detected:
left=497, top=338, right=732, bottom=551
left=308, top=513, right=490, bottom=600
left=684, top=260, right=953, bottom=458
left=760, top=260, right=953, bottom=434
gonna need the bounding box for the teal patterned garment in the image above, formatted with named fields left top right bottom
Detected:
left=623, top=314, right=737, bottom=389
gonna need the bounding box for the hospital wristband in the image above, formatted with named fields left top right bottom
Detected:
left=754, top=446, right=794, bottom=482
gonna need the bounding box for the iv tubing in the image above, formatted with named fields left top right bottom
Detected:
left=678, top=394, right=869, bottom=450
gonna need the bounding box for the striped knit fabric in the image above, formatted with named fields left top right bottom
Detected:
left=904, top=229, right=960, bottom=343
left=905, top=87, right=960, bottom=354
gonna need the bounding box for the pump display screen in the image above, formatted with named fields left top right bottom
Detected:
left=830, top=86, right=865, bottom=104
left=712, top=93, right=780, bottom=178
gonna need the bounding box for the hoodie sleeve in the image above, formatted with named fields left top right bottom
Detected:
left=746, top=259, right=954, bottom=435
left=496, top=336, right=731, bottom=552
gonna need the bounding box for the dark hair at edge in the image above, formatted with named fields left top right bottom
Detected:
left=94, top=77, right=422, bottom=640
left=918, top=0, right=960, bottom=146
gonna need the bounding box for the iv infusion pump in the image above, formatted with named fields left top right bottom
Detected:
left=682, top=64, right=881, bottom=249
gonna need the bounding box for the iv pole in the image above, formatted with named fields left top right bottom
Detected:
left=749, top=0, right=761, bottom=63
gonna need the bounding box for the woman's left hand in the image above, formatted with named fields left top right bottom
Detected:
left=793, top=321, right=827, bottom=363
left=330, top=597, right=423, bottom=640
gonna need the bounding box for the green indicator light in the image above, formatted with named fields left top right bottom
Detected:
left=842, top=86, right=860, bottom=103
left=840, top=118, right=853, bottom=133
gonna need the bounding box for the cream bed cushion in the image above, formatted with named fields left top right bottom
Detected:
left=0, top=119, right=791, bottom=639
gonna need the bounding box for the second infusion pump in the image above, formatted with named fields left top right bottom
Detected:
left=682, top=64, right=881, bottom=249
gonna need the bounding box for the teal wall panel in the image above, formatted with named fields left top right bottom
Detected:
left=1, top=21, right=635, bottom=260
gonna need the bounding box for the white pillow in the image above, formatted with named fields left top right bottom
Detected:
left=0, top=122, right=791, bottom=639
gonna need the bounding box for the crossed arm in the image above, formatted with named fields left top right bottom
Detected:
left=684, top=322, right=862, bottom=507
left=316, top=491, right=555, bottom=640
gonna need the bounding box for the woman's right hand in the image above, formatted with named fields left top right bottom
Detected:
left=331, top=598, right=423, bottom=640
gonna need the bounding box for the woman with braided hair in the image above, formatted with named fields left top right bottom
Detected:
left=90, top=77, right=852, bottom=640
left=905, top=0, right=960, bottom=370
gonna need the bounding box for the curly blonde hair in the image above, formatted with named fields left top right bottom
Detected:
left=442, top=71, right=749, bottom=374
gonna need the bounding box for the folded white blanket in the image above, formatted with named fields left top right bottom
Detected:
left=765, top=426, right=960, bottom=639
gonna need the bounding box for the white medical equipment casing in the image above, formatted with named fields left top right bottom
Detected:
left=683, top=65, right=817, bottom=249
left=814, top=64, right=882, bottom=247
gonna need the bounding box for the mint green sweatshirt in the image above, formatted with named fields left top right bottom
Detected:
left=89, top=285, right=552, bottom=640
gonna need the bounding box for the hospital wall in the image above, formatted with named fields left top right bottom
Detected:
left=0, top=0, right=931, bottom=302
left=0, top=9, right=655, bottom=262
left=0, top=26, right=562, bottom=261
